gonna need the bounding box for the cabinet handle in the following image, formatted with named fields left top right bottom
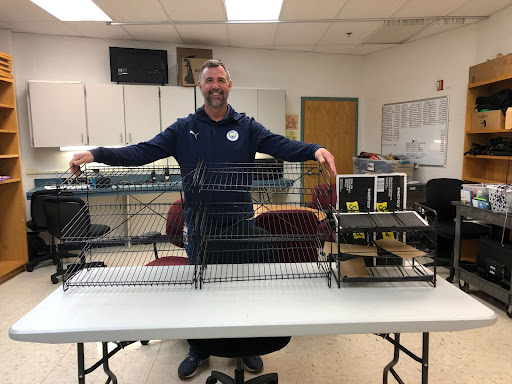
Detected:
left=120, top=133, right=124, bottom=144
left=129, top=133, right=132, bottom=143
left=81, top=133, right=85, bottom=144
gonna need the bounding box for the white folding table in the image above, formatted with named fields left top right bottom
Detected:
left=9, top=266, right=496, bottom=384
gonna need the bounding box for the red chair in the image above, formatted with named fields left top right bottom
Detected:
left=311, top=183, right=337, bottom=210
left=146, top=199, right=188, bottom=266
left=254, top=209, right=321, bottom=263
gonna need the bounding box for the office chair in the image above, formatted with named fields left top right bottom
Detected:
left=26, top=190, right=73, bottom=271
left=142, top=199, right=189, bottom=267
left=254, top=209, right=321, bottom=263
left=189, top=337, right=291, bottom=384
left=43, top=195, right=110, bottom=284
left=311, top=183, right=337, bottom=210
left=419, top=178, right=489, bottom=281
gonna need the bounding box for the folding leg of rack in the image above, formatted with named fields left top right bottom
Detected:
left=77, top=341, right=137, bottom=384
left=381, top=333, right=429, bottom=384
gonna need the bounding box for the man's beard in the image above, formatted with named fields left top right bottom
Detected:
left=204, top=91, right=227, bottom=109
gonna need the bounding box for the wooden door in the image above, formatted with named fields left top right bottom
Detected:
left=302, top=98, right=357, bottom=202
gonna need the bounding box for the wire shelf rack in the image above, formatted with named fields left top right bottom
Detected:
left=332, top=208, right=437, bottom=287
left=56, top=161, right=334, bottom=289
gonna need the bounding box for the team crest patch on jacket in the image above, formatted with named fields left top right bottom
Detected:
left=226, top=130, right=239, bottom=141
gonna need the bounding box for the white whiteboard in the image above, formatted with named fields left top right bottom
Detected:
left=381, top=96, right=448, bottom=166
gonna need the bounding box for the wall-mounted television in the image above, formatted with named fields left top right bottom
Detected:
left=109, top=47, right=168, bottom=85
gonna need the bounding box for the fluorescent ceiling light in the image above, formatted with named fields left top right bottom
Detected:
left=31, top=0, right=111, bottom=21
left=225, top=0, right=283, bottom=21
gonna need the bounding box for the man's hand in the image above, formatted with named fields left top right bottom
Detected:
left=314, top=148, right=337, bottom=177
left=69, top=151, right=94, bottom=176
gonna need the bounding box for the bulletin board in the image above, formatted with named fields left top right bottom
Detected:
left=381, top=96, right=448, bottom=166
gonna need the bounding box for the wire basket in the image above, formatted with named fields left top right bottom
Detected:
left=488, top=185, right=512, bottom=214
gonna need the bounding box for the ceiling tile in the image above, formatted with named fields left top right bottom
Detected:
left=313, top=44, right=357, bottom=54
left=175, top=24, right=228, bottom=46
left=274, top=22, right=330, bottom=45
left=408, top=19, right=478, bottom=41
left=8, top=21, right=80, bottom=36
left=352, top=43, right=399, bottom=55
left=280, top=0, right=348, bottom=19
left=0, top=0, right=58, bottom=22
left=365, top=22, right=433, bottom=44
left=271, top=45, right=316, bottom=53
left=319, top=21, right=382, bottom=44
left=122, top=24, right=182, bottom=43
left=160, top=0, right=226, bottom=21
left=227, top=24, right=278, bottom=46
left=337, top=0, right=409, bottom=19
left=393, top=0, right=468, bottom=17
left=95, top=0, right=168, bottom=22
left=449, top=0, right=512, bottom=16
left=65, top=21, right=134, bottom=40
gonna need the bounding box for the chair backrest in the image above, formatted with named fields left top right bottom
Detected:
left=254, top=209, right=320, bottom=263
left=43, top=196, right=90, bottom=239
left=426, top=178, right=463, bottom=221
left=28, top=190, right=73, bottom=230
left=311, top=183, right=337, bottom=209
left=166, top=199, right=185, bottom=247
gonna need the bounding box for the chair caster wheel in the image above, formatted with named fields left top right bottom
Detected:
left=459, top=280, right=469, bottom=293
left=140, top=340, right=149, bottom=345
left=446, top=276, right=454, bottom=283
left=206, top=377, right=217, bottom=384
left=51, top=276, right=58, bottom=284
left=26, top=265, right=34, bottom=272
left=506, top=305, right=512, bottom=319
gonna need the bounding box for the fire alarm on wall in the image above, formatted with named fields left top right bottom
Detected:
left=436, top=80, right=444, bottom=91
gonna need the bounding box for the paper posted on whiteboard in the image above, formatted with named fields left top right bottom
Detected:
left=381, top=97, right=448, bottom=166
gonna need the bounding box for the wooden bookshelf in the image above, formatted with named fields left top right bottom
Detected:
left=463, top=57, right=512, bottom=184
left=0, top=52, right=28, bottom=284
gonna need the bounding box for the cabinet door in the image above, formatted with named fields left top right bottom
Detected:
left=86, top=84, right=125, bottom=146
left=229, top=88, right=258, bottom=119
left=124, top=85, right=160, bottom=145
left=28, top=82, right=87, bottom=147
left=257, top=89, right=285, bottom=135
left=160, top=86, right=195, bottom=130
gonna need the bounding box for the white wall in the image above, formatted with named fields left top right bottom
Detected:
left=362, top=5, right=512, bottom=183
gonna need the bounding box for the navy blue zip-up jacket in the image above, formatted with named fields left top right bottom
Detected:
left=91, top=105, right=322, bottom=225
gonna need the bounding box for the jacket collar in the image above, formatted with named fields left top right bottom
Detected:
left=196, top=104, right=245, bottom=125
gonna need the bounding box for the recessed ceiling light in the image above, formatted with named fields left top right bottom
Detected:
left=225, top=0, right=283, bottom=21
left=31, top=0, right=111, bottom=21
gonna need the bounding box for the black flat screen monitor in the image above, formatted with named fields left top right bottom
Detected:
left=109, top=47, right=168, bottom=84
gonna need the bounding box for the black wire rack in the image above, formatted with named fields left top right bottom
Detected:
left=331, top=206, right=437, bottom=287
left=57, top=161, right=335, bottom=289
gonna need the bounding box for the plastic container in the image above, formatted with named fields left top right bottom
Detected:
left=488, top=185, right=512, bottom=213
left=461, top=183, right=490, bottom=209
left=352, top=157, right=415, bottom=180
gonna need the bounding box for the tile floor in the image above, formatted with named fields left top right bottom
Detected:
left=1, top=262, right=512, bottom=384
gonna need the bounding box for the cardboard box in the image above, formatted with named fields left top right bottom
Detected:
left=470, top=110, right=505, bottom=131
left=176, top=47, right=212, bottom=86
left=180, top=57, right=208, bottom=87
left=469, top=53, right=512, bottom=84
left=505, top=107, right=512, bottom=130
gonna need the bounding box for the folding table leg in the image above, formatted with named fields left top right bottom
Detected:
left=77, top=343, right=85, bottom=384
left=102, top=342, right=118, bottom=384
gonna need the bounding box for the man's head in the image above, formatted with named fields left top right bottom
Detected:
left=198, top=59, right=232, bottom=110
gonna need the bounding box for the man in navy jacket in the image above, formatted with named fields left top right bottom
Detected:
left=70, top=59, right=336, bottom=379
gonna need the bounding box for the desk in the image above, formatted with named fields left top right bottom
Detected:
left=452, top=202, right=512, bottom=316
left=10, top=265, right=495, bottom=383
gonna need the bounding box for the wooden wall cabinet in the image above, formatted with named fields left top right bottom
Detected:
left=0, top=52, right=28, bottom=283
left=463, top=59, right=512, bottom=183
